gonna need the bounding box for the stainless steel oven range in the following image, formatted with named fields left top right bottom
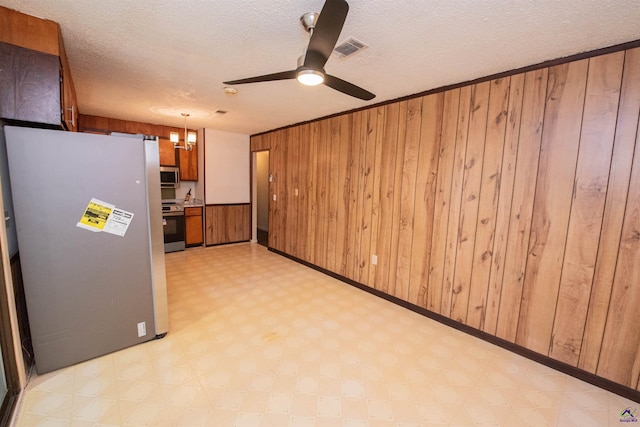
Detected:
left=162, top=201, right=185, bottom=253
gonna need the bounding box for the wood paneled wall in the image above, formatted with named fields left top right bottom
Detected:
left=251, top=46, right=640, bottom=391
left=205, top=204, right=251, bottom=245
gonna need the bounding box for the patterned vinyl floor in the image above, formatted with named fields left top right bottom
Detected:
left=12, top=243, right=638, bottom=426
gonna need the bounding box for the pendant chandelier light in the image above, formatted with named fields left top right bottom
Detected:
left=170, top=113, right=196, bottom=151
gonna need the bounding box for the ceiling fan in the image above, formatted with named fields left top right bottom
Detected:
left=223, top=0, right=375, bottom=101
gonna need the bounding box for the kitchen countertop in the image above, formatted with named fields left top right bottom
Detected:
left=162, top=198, right=204, bottom=208
left=182, top=198, right=204, bottom=207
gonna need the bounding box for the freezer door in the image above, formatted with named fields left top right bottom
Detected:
left=5, top=126, right=163, bottom=374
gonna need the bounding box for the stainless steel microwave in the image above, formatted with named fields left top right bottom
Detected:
left=160, top=166, right=180, bottom=188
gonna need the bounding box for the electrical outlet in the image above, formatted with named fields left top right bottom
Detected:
left=137, top=322, right=146, bottom=337
left=273, top=194, right=277, bottom=201
left=294, top=188, right=299, bottom=196
left=372, top=255, right=378, bottom=265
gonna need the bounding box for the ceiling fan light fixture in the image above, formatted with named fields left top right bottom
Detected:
left=297, top=69, right=324, bottom=86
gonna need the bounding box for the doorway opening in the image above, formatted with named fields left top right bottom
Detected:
left=253, top=150, right=269, bottom=247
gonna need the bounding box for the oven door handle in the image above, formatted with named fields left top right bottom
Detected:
left=162, top=212, right=185, bottom=217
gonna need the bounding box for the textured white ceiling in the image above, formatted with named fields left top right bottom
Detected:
left=3, top=0, right=640, bottom=135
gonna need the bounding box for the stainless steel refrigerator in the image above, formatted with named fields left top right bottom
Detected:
left=5, top=126, right=169, bottom=374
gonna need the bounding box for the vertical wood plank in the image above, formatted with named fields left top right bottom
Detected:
left=467, top=78, right=510, bottom=330
left=326, top=117, right=342, bottom=271
left=367, top=107, right=386, bottom=287
left=580, top=48, right=640, bottom=373
left=395, top=98, right=423, bottom=301
left=279, top=129, right=290, bottom=253
left=427, top=89, right=461, bottom=313
left=267, top=131, right=280, bottom=250
left=484, top=73, right=525, bottom=335
left=335, top=114, right=353, bottom=277
left=351, top=110, right=366, bottom=280
left=387, top=101, right=409, bottom=297
left=516, top=60, right=588, bottom=355
left=347, top=111, right=364, bottom=280
left=441, top=86, right=472, bottom=316
left=356, top=108, right=379, bottom=285
left=373, top=103, right=401, bottom=293
left=286, top=127, right=300, bottom=257
left=409, top=93, right=444, bottom=306
left=314, top=121, right=330, bottom=268
left=550, top=52, right=624, bottom=365
left=451, top=82, right=490, bottom=323
left=495, top=69, right=548, bottom=342
left=306, top=122, right=320, bottom=264
left=297, top=124, right=310, bottom=262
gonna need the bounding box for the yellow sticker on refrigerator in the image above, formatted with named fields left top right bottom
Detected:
left=77, top=198, right=134, bottom=236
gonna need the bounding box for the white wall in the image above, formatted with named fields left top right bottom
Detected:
left=204, top=129, right=250, bottom=204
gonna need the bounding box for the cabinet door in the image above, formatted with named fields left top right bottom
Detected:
left=179, top=146, right=198, bottom=181
left=0, top=43, right=60, bottom=125
left=185, top=207, right=203, bottom=246
left=159, top=138, right=177, bottom=166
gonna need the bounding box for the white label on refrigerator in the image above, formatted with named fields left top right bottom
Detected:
left=103, top=208, right=134, bottom=237
left=76, top=198, right=133, bottom=237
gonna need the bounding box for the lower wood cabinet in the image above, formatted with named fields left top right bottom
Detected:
left=205, top=204, right=251, bottom=245
left=184, top=206, right=203, bottom=247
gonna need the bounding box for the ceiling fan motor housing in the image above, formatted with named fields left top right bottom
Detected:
left=300, top=12, right=320, bottom=33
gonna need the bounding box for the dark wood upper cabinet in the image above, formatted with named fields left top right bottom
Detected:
left=0, top=6, right=79, bottom=130
left=0, top=43, right=61, bottom=126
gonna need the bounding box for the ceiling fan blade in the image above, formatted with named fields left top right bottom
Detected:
left=223, top=70, right=297, bottom=85
left=304, top=0, right=349, bottom=70
left=324, top=74, right=375, bottom=100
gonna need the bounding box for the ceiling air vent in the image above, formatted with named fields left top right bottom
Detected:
left=333, top=37, right=368, bottom=59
